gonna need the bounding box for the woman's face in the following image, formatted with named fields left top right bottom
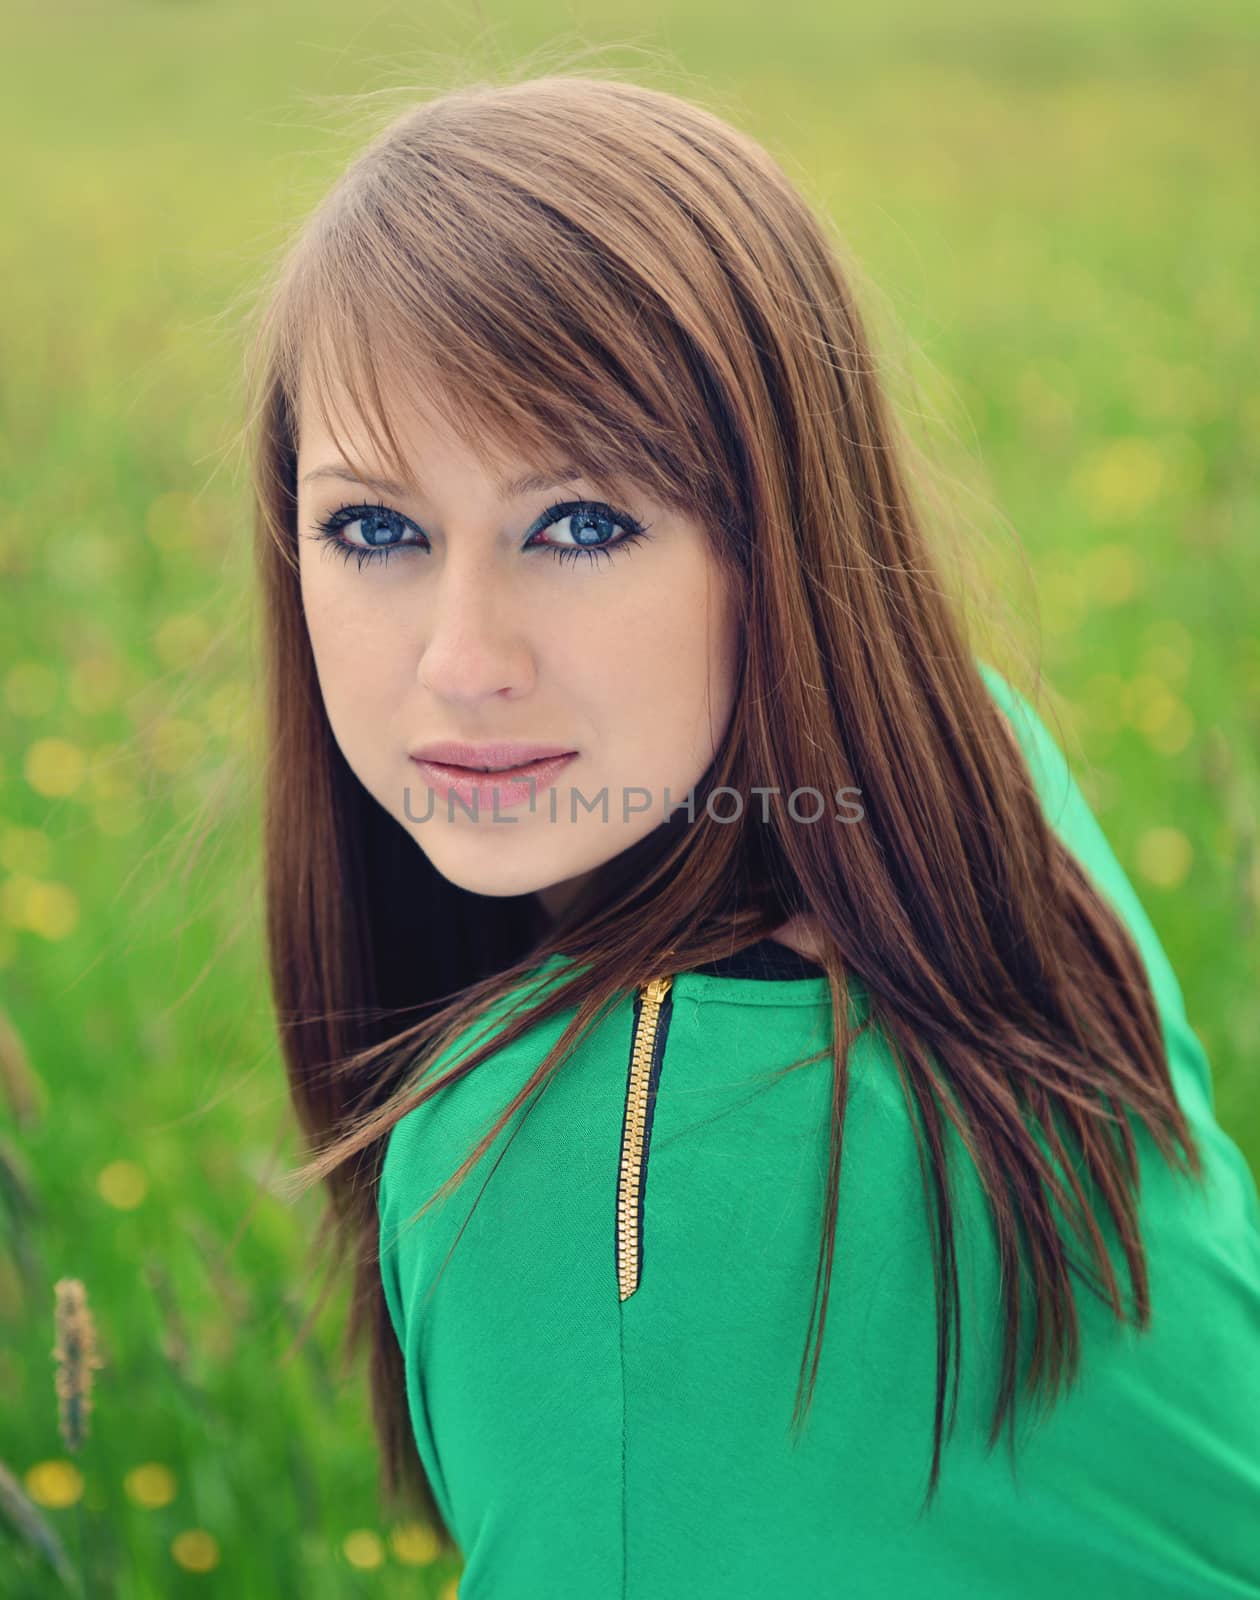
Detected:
left=295, top=375, right=741, bottom=917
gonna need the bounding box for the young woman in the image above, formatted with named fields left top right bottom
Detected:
left=242, top=72, right=1260, bottom=1597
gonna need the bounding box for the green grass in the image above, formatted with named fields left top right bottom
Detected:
left=2, top=2, right=1257, bottom=1594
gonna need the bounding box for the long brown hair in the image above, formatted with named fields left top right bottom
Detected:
left=237, top=66, right=1203, bottom=1552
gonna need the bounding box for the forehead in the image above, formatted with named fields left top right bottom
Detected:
left=294, top=358, right=564, bottom=494
left=297, top=360, right=448, bottom=461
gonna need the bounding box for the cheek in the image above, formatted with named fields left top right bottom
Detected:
left=715, top=588, right=742, bottom=707
left=301, top=565, right=349, bottom=687
left=299, top=564, right=406, bottom=719
left=591, top=562, right=737, bottom=760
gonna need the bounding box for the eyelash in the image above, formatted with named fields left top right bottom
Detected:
left=307, top=498, right=652, bottom=572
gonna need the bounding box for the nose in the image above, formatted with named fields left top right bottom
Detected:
left=416, top=543, right=534, bottom=703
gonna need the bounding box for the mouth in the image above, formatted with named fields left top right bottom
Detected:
left=408, top=751, right=580, bottom=812
left=421, top=754, right=575, bottom=780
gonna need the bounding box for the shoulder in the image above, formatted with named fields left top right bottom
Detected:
left=977, top=660, right=1190, bottom=1024
left=379, top=956, right=633, bottom=1216
left=976, top=659, right=1084, bottom=830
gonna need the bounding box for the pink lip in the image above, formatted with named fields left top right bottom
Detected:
left=409, top=751, right=578, bottom=813
left=409, top=740, right=577, bottom=769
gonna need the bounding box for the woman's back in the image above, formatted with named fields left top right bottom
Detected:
left=378, top=667, right=1260, bottom=1598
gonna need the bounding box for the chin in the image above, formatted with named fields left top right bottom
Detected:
left=413, top=843, right=562, bottom=901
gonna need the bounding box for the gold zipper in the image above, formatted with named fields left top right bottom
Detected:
left=616, top=974, right=675, bottom=1301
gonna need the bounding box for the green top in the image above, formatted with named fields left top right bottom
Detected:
left=378, top=665, right=1260, bottom=1598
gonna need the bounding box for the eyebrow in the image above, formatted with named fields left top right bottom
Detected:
left=300, top=462, right=586, bottom=500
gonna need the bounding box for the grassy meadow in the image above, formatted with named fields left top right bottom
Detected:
left=1, top=1, right=1257, bottom=1594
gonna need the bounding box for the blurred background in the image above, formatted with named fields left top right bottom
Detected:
left=2, top=1, right=1257, bottom=1595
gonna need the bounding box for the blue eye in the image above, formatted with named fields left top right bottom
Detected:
left=306, top=498, right=652, bottom=572
left=529, top=500, right=652, bottom=568
left=307, top=503, right=424, bottom=570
